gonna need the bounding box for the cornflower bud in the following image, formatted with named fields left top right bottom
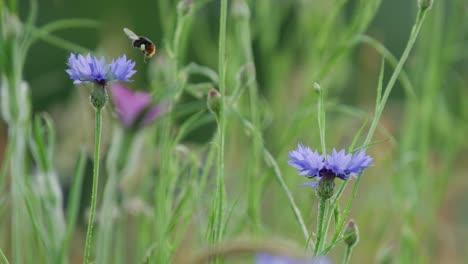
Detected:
left=344, top=220, right=359, bottom=247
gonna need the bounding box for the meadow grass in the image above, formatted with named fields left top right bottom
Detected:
left=1, top=0, right=467, bottom=263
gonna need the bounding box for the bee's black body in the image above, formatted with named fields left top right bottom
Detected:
left=132, top=37, right=153, bottom=49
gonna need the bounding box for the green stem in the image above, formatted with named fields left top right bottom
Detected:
left=364, top=8, right=427, bottom=145
left=214, top=0, right=228, bottom=244
left=84, top=108, right=102, bottom=264
left=343, top=246, right=353, bottom=264
left=322, top=7, right=430, bottom=254
left=0, top=247, right=10, bottom=264
left=317, top=85, right=326, bottom=155
left=314, top=199, right=327, bottom=255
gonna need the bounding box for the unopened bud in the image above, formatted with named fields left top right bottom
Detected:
left=1, top=10, right=22, bottom=40
left=344, top=220, right=359, bottom=247
left=89, top=86, right=108, bottom=110
left=418, top=0, right=433, bottom=11
left=316, top=178, right=334, bottom=200
left=236, top=63, right=256, bottom=87
left=207, top=88, right=221, bottom=117
left=231, top=0, right=250, bottom=18
left=313, top=82, right=321, bottom=94
left=177, top=0, right=193, bottom=17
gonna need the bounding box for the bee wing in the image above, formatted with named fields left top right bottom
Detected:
left=123, top=28, right=139, bottom=41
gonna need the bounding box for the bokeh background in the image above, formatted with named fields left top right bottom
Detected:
left=1, top=0, right=468, bottom=263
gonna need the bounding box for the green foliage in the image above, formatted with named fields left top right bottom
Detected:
left=1, top=0, right=467, bottom=263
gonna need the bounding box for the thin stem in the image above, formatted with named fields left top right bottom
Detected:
left=317, top=85, right=326, bottom=155
left=329, top=176, right=361, bottom=251
left=213, top=0, right=228, bottom=245
left=364, top=8, right=427, bottom=144
left=0, top=247, right=10, bottom=264
left=83, top=108, right=102, bottom=264
left=322, top=7, right=430, bottom=254
left=342, top=246, right=353, bottom=264
left=314, top=199, right=327, bottom=255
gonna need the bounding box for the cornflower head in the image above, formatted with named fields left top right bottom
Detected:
left=110, top=83, right=168, bottom=129
left=65, top=53, right=136, bottom=109
left=255, top=253, right=331, bottom=264
left=288, top=144, right=372, bottom=199
left=66, top=53, right=136, bottom=86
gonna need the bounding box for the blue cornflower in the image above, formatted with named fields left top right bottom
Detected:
left=288, top=145, right=372, bottom=188
left=66, top=53, right=136, bottom=86
left=324, top=149, right=353, bottom=180
left=288, top=144, right=324, bottom=178
left=347, top=150, right=373, bottom=176
left=255, top=253, right=331, bottom=264
left=109, top=55, right=136, bottom=82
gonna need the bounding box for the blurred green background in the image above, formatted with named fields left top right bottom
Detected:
left=1, top=0, right=468, bottom=263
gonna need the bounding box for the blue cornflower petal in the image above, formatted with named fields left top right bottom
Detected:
left=66, top=53, right=110, bottom=84
left=288, top=144, right=325, bottom=178
left=255, top=253, right=331, bottom=264
left=66, top=53, right=92, bottom=84
left=110, top=54, right=136, bottom=82
left=66, top=53, right=136, bottom=85
left=300, top=182, right=319, bottom=189
left=347, top=150, right=373, bottom=177
left=89, top=56, right=110, bottom=83
left=325, top=149, right=353, bottom=180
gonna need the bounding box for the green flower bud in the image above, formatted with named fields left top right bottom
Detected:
left=236, top=63, right=256, bottom=87
left=316, top=178, right=334, bottom=200
left=344, top=220, right=359, bottom=247
left=1, top=10, right=22, bottom=40
left=231, top=0, right=250, bottom=19
left=418, top=0, right=433, bottom=11
left=89, top=86, right=108, bottom=110
left=177, top=0, right=193, bottom=17
left=207, top=88, right=221, bottom=118
left=313, top=82, right=321, bottom=94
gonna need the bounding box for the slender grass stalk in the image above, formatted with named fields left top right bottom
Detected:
left=315, top=83, right=326, bottom=157
left=231, top=109, right=311, bottom=244
left=84, top=108, right=102, bottom=264
left=0, top=140, right=13, bottom=194
left=314, top=199, right=327, bottom=255
left=322, top=6, right=430, bottom=254
left=211, top=0, right=228, bottom=248
left=61, top=148, right=87, bottom=263
left=342, top=246, right=352, bottom=264
left=0, top=247, right=10, bottom=264
left=364, top=8, right=428, bottom=145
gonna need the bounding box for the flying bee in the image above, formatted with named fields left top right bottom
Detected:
left=123, top=28, right=156, bottom=63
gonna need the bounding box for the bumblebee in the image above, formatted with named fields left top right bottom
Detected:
left=123, top=28, right=156, bottom=62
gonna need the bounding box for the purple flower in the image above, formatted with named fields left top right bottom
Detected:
left=255, top=253, right=331, bottom=264
left=110, top=84, right=167, bottom=129
left=325, top=149, right=353, bottom=180
left=347, top=150, right=373, bottom=176
left=288, top=144, right=324, bottom=178
left=66, top=53, right=136, bottom=86
left=288, top=145, right=372, bottom=187
left=109, top=55, right=136, bottom=82
left=66, top=53, right=109, bottom=84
